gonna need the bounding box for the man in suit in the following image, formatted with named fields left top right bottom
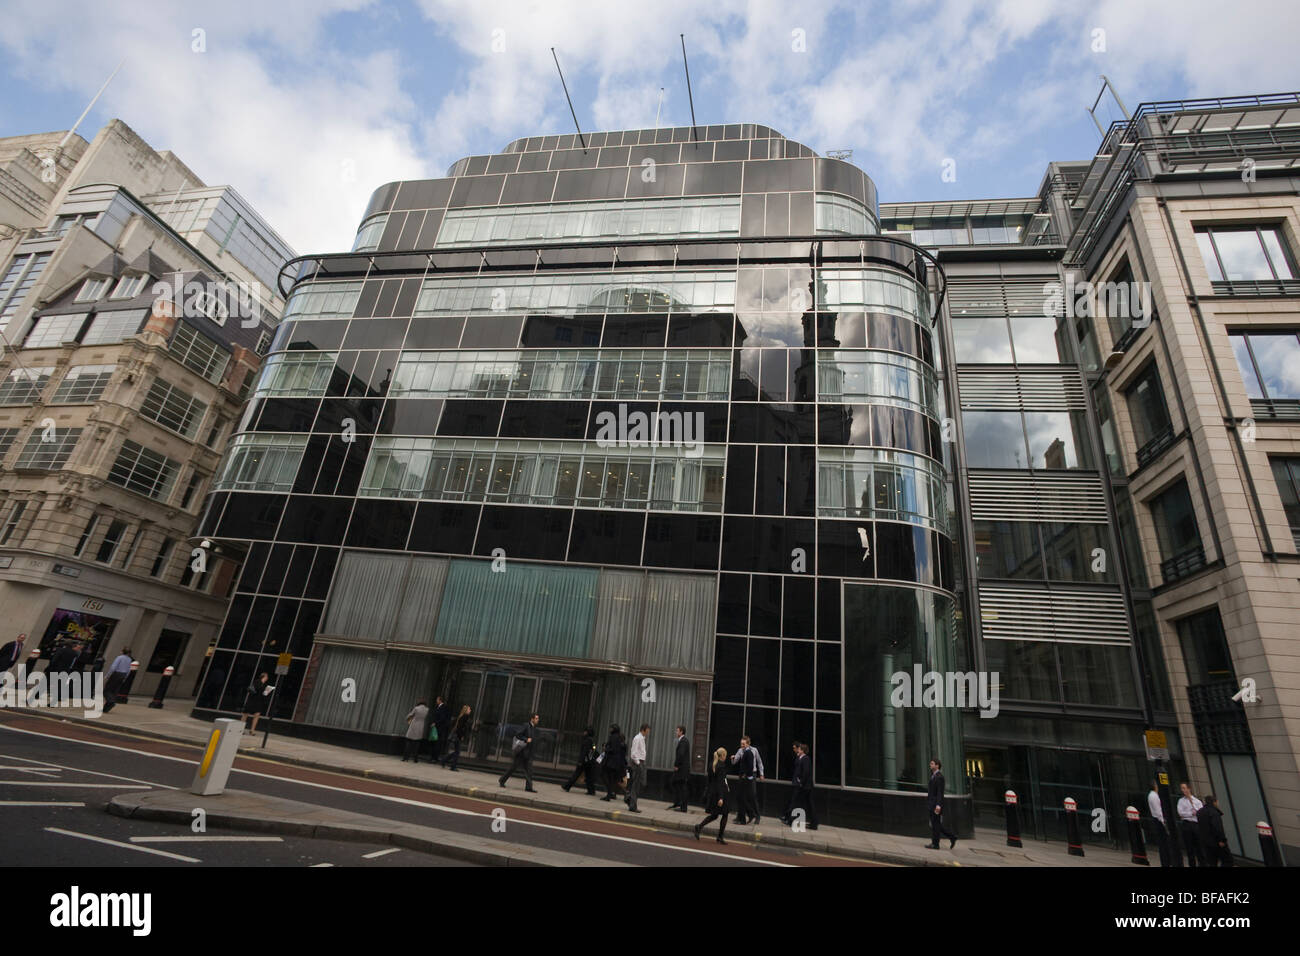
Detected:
left=0, top=633, right=27, bottom=674
left=668, top=725, right=691, bottom=811
left=430, top=696, right=452, bottom=762
left=498, top=713, right=539, bottom=792
left=782, top=741, right=818, bottom=829
left=730, top=735, right=759, bottom=824
left=926, top=757, right=957, bottom=849
left=1196, top=794, right=1233, bottom=867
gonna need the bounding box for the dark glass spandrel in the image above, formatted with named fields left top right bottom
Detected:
left=279, top=495, right=351, bottom=545
left=641, top=513, right=721, bottom=570
left=782, top=575, right=814, bottom=638
left=284, top=545, right=316, bottom=597
left=238, top=542, right=271, bottom=592
left=521, top=314, right=603, bottom=347
left=305, top=547, right=340, bottom=600
left=717, top=572, right=749, bottom=634
left=601, top=315, right=668, bottom=349
left=474, top=505, right=571, bottom=561
left=382, top=399, right=444, bottom=436
left=817, top=404, right=871, bottom=446
left=288, top=601, right=323, bottom=657
left=817, top=519, right=873, bottom=579
left=782, top=641, right=815, bottom=708
left=404, top=317, right=464, bottom=349
left=292, top=435, right=330, bottom=493
left=568, top=509, right=646, bottom=566
left=345, top=498, right=415, bottom=550
left=713, top=637, right=747, bottom=703
left=785, top=446, right=816, bottom=516
left=749, top=573, right=782, bottom=636
left=746, top=638, right=780, bottom=705
left=461, top=315, right=523, bottom=349
left=437, top=399, right=503, bottom=437
left=408, top=501, right=480, bottom=556
left=754, top=445, right=786, bottom=516
left=343, top=317, right=408, bottom=350
left=256, top=398, right=318, bottom=433
left=334, top=434, right=373, bottom=498
left=724, top=444, right=756, bottom=513
left=216, top=493, right=286, bottom=541
left=667, top=313, right=733, bottom=347
left=500, top=400, right=589, bottom=439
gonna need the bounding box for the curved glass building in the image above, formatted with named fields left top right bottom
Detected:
left=194, top=124, right=965, bottom=832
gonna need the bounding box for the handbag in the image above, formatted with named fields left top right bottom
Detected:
left=512, top=736, right=527, bottom=754
left=428, top=725, right=439, bottom=742
left=596, top=752, right=605, bottom=764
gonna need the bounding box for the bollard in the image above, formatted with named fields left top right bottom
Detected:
left=1005, top=790, right=1023, bottom=847
left=1257, top=822, right=1283, bottom=867
left=191, top=718, right=245, bottom=796
left=1126, top=806, right=1149, bottom=865
left=118, top=659, right=140, bottom=701
left=148, top=665, right=175, bottom=709
left=1064, top=797, right=1085, bottom=857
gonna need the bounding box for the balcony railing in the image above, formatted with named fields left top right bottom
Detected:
left=1187, top=680, right=1254, bottom=755
left=1248, top=398, right=1300, bottom=421
left=1210, top=278, right=1300, bottom=297
left=1135, top=423, right=1176, bottom=467
left=1160, top=543, right=1207, bottom=584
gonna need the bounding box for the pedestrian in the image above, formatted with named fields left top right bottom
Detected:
left=925, top=757, right=957, bottom=849
left=1196, top=794, right=1233, bottom=867
left=730, top=734, right=759, bottom=824
left=430, top=696, right=452, bottom=762
left=562, top=726, right=599, bottom=795
left=600, top=724, right=627, bottom=801
left=101, top=647, right=134, bottom=713
left=782, top=741, right=818, bottom=829
left=625, top=723, right=649, bottom=813
left=1177, top=782, right=1206, bottom=866
left=241, top=671, right=273, bottom=733
left=693, top=747, right=732, bottom=845
left=402, top=699, right=429, bottom=763
left=667, top=725, right=690, bottom=811
left=441, top=704, right=471, bottom=770
left=1147, top=779, right=1173, bottom=866
left=0, top=633, right=27, bottom=674
left=498, top=713, right=539, bottom=792
left=47, top=642, right=78, bottom=675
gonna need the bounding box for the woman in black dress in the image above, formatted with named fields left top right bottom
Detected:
left=694, top=747, right=731, bottom=844
left=242, top=672, right=272, bottom=734
left=600, top=724, right=627, bottom=801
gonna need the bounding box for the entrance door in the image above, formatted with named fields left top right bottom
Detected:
left=452, top=667, right=595, bottom=770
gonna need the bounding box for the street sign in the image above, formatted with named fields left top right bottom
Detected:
left=1144, top=729, right=1169, bottom=761
left=275, top=652, right=292, bottom=676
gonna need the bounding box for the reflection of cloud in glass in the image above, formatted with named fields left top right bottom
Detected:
left=952, top=318, right=1012, bottom=363
left=962, top=411, right=1025, bottom=468
left=1253, top=335, right=1300, bottom=398
left=1024, top=412, right=1078, bottom=468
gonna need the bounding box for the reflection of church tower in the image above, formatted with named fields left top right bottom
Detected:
left=794, top=272, right=824, bottom=401
left=1044, top=436, right=1066, bottom=469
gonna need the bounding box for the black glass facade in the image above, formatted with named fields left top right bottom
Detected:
left=194, top=124, right=966, bottom=833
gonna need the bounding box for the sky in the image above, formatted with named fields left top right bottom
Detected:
left=2, top=0, right=1298, bottom=254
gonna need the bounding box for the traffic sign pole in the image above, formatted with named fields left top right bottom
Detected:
left=260, top=653, right=293, bottom=749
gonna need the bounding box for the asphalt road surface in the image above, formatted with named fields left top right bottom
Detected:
left=0, top=711, right=877, bottom=867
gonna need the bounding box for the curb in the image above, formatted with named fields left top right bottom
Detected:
left=28, top=707, right=966, bottom=868
left=106, top=791, right=618, bottom=868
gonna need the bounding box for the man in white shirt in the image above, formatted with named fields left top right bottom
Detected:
left=102, top=647, right=134, bottom=713
left=1176, top=782, right=1206, bottom=866
left=1147, top=779, right=1172, bottom=866
left=626, top=723, right=649, bottom=813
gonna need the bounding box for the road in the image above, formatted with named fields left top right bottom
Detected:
left=0, top=711, right=877, bottom=867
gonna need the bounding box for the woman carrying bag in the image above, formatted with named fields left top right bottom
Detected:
left=402, top=700, right=429, bottom=763
left=693, top=747, right=732, bottom=845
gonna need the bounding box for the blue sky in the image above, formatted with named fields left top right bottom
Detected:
left=3, top=0, right=1298, bottom=253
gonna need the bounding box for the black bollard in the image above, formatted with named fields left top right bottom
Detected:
left=118, top=660, right=140, bottom=702
left=148, top=666, right=175, bottom=709
left=1257, top=822, right=1283, bottom=867
left=1064, top=797, right=1085, bottom=857
left=1005, top=790, right=1023, bottom=847
left=1126, top=806, right=1149, bottom=865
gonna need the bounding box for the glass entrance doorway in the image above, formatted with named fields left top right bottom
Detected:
left=449, top=666, right=596, bottom=770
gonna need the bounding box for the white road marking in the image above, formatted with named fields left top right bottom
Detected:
left=361, top=847, right=400, bottom=859
left=0, top=781, right=151, bottom=788
left=1, top=726, right=791, bottom=866
left=308, top=862, right=333, bottom=867
left=0, top=801, right=85, bottom=807
left=130, top=836, right=284, bottom=843
left=44, top=827, right=201, bottom=862
left=0, top=766, right=60, bottom=774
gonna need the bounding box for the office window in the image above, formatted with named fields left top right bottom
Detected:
left=180, top=471, right=204, bottom=510
left=973, top=520, right=1042, bottom=579
left=74, top=277, right=110, bottom=303
left=169, top=322, right=230, bottom=383
left=1196, top=225, right=1296, bottom=282
left=0, top=253, right=52, bottom=330
left=1093, top=386, right=1124, bottom=477
left=111, top=273, right=148, bottom=299
left=951, top=318, right=1013, bottom=363
left=1099, top=261, right=1147, bottom=343
left=1023, top=411, right=1091, bottom=469
left=215, top=433, right=309, bottom=491
left=254, top=330, right=272, bottom=356
left=0, top=500, right=27, bottom=545
left=140, top=377, right=209, bottom=439
left=0, top=366, right=55, bottom=405
left=359, top=436, right=725, bottom=513
left=14, top=427, right=81, bottom=469
left=204, top=416, right=228, bottom=448
left=414, top=270, right=739, bottom=317
left=1176, top=607, right=1236, bottom=686
left=1230, top=331, right=1300, bottom=416
left=254, top=351, right=338, bottom=398
left=1149, top=478, right=1203, bottom=575
left=814, top=195, right=877, bottom=235
left=1009, top=316, right=1069, bottom=363
left=352, top=214, right=389, bottom=252
left=95, top=519, right=128, bottom=563
left=283, top=280, right=362, bottom=320
left=816, top=446, right=948, bottom=532
left=0, top=427, right=18, bottom=460
left=150, top=538, right=174, bottom=578
left=74, top=515, right=100, bottom=557
left=1041, top=521, right=1115, bottom=582
left=962, top=411, right=1029, bottom=468
left=816, top=351, right=939, bottom=414
left=120, top=526, right=144, bottom=571
left=82, top=309, right=145, bottom=345
left=1125, top=362, right=1173, bottom=461
left=23, top=312, right=86, bottom=348
left=50, top=364, right=115, bottom=404
left=1269, top=457, right=1300, bottom=549
left=107, top=439, right=180, bottom=501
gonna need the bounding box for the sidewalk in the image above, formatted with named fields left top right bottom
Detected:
left=21, top=699, right=1148, bottom=867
